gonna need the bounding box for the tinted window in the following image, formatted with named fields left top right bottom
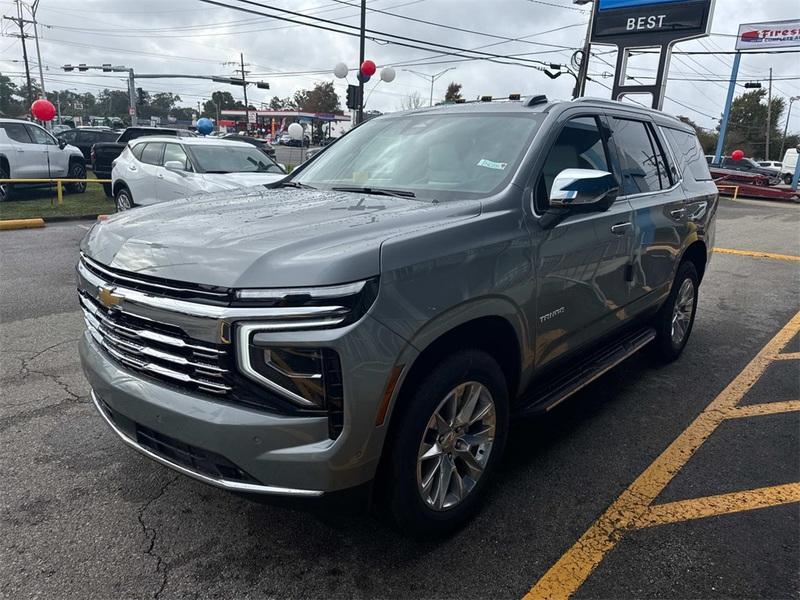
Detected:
left=188, top=144, right=284, bottom=174
left=163, top=143, right=189, bottom=169
left=536, top=116, right=611, bottom=212
left=140, top=142, right=164, bottom=165
left=100, top=131, right=120, bottom=142
left=78, top=131, right=100, bottom=145
left=662, top=127, right=712, bottom=182
left=59, top=130, right=77, bottom=143
left=2, top=123, right=33, bottom=143
left=612, top=118, right=664, bottom=195
left=26, top=124, right=56, bottom=145
left=131, top=142, right=146, bottom=161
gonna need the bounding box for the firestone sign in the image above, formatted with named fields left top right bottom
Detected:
left=736, top=19, right=800, bottom=51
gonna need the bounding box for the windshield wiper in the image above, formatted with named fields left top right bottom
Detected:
left=273, top=181, right=316, bottom=190
left=331, top=186, right=415, bottom=198
left=204, top=170, right=230, bottom=174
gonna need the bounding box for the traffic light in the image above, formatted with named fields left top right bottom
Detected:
left=78, top=64, right=88, bottom=72
left=256, top=81, right=270, bottom=89
left=744, top=82, right=762, bottom=89
left=346, top=84, right=361, bottom=110
left=102, top=64, right=112, bottom=72
left=137, top=87, right=146, bottom=105
left=63, top=64, right=74, bottom=72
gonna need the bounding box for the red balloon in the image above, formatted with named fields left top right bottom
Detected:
left=731, top=149, right=745, bottom=161
left=360, top=60, right=377, bottom=77
left=31, top=99, right=56, bottom=121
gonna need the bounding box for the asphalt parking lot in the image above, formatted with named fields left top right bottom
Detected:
left=1, top=197, right=798, bottom=599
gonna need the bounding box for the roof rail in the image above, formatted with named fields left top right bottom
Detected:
left=526, top=95, right=548, bottom=107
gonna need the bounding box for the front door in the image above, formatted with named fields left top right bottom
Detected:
left=3, top=122, right=47, bottom=178
left=531, top=115, right=635, bottom=369
left=155, top=142, right=194, bottom=202
left=25, top=124, right=68, bottom=177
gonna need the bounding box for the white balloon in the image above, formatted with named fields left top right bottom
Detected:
left=380, top=66, right=396, bottom=83
left=333, top=62, right=349, bottom=79
left=288, top=122, right=304, bottom=140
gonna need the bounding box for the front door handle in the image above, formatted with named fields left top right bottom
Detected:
left=610, top=222, right=632, bottom=235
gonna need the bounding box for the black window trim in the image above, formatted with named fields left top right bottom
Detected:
left=607, top=115, right=683, bottom=201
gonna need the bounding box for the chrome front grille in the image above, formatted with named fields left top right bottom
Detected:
left=80, top=292, right=232, bottom=396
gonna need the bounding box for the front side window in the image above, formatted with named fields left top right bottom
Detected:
left=140, top=142, right=165, bottom=166
left=536, top=116, right=611, bottom=212
left=611, top=118, right=665, bottom=195
left=187, top=144, right=283, bottom=174
left=25, top=124, right=56, bottom=145
left=293, top=113, right=545, bottom=201
left=163, top=143, right=190, bottom=169
left=59, top=130, right=77, bottom=144
left=2, top=123, right=33, bottom=143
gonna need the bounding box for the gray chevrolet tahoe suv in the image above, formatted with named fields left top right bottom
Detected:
left=78, top=97, right=717, bottom=536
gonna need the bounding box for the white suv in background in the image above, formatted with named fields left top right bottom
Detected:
left=0, top=118, right=87, bottom=201
left=111, top=137, right=286, bottom=212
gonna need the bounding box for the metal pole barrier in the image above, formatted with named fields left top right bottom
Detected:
left=714, top=51, right=741, bottom=165
left=57, top=180, right=63, bottom=205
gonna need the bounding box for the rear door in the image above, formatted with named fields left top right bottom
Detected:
left=127, top=142, right=163, bottom=205
left=606, top=116, right=688, bottom=313
left=531, top=114, right=635, bottom=368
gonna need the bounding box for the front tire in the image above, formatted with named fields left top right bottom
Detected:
left=380, top=350, right=509, bottom=538
left=115, top=187, right=134, bottom=212
left=66, top=161, right=87, bottom=193
left=651, top=261, right=699, bottom=363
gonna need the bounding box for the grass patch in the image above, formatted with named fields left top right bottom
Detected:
left=0, top=174, right=113, bottom=220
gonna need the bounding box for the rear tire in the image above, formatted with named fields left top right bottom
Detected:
left=784, top=173, right=794, bottom=186
left=66, top=161, right=87, bottom=194
left=650, top=261, right=699, bottom=363
left=379, top=349, right=509, bottom=538
left=115, top=187, right=134, bottom=212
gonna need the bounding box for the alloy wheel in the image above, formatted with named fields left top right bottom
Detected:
left=671, top=278, right=695, bottom=345
left=70, top=163, right=87, bottom=192
left=416, top=381, right=496, bottom=511
left=116, top=191, right=132, bottom=212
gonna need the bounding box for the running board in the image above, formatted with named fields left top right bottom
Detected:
left=514, top=327, right=657, bottom=417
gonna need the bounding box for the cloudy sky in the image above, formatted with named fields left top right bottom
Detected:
left=1, top=0, right=798, bottom=132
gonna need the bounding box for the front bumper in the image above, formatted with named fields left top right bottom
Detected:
left=80, top=310, right=409, bottom=494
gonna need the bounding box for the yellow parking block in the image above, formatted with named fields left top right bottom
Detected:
left=0, top=218, right=45, bottom=231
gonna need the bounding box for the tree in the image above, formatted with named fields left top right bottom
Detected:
left=169, top=107, right=196, bottom=122
left=0, top=73, right=25, bottom=117
left=400, top=90, right=424, bottom=111
left=201, top=90, right=247, bottom=118
left=291, top=82, right=341, bottom=139
left=444, top=82, right=463, bottom=103
left=720, top=89, right=785, bottom=160
left=268, top=96, right=294, bottom=110
left=97, top=89, right=132, bottom=119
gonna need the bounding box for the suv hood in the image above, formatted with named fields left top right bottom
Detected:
left=197, top=171, right=285, bottom=191
left=81, top=188, right=480, bottom=288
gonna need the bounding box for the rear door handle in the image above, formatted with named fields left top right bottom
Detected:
left=610, top=222, right=632, bottom=235
left=670, top=207, right=686, bottom=219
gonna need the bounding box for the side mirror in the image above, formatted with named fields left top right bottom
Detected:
left=58, top=139, right=67, bottom=150
left=549, top=168, right=618, bottom=210
left=164, top=160, right=187, bottom=172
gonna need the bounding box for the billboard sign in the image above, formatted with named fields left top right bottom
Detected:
left=593, top=0, right=714, bottom=43
left=736, top=19, right=800, bottom=51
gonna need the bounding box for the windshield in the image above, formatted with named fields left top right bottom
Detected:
left=292, top=112, right=544, bottom=201
left=187, top=144, right=283, bottom=174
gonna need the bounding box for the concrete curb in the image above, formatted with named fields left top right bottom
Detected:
left=0, top=218, right=45, bottom=231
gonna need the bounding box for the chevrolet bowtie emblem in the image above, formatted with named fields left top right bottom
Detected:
left=98, top=286, right=122, bottom=309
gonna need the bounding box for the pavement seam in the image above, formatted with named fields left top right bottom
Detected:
left=137, top=475, right=180, bottom=599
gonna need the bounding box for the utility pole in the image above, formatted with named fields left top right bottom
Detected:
left=573, top=0, right=595, bottom=98
left=29, top=0, right=45, bottom=97
left=780, top=96, right=800, bottom=162
left=238, top=53, right=250, bottom=130
left=402, top=68, right=456, bottom=107
left=357, top=0, right=366, bottom=124
left=3, top=0, right=33, bottom=105
left=765, top=67, right=773, bottom=160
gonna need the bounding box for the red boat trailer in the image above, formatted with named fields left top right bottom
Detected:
left=710, top=168, right=800, bottom=203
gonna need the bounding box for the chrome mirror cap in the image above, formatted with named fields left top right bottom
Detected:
left=549, top=168, right=619, bottom=208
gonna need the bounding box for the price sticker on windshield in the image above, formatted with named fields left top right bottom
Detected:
left=477, top=159, right=508, bottom=170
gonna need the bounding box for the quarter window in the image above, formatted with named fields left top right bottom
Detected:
left=611, top=118, right=670, bottom=195
left=140, top=142, right=165, bottom=165
left=536, top=116, right=611, bottom=212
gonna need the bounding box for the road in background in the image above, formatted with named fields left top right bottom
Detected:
left=1, top=198, right=798, bottom=599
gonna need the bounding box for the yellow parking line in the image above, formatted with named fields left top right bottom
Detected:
left=525, top=311, right=800, bottom=600
left=774, top=352, right=800, bottom=361
left=728, top=400, right=800, bottom=419
left=635, top=483, right=800, bottom=528
left=714, top=248, right=800, bottom=262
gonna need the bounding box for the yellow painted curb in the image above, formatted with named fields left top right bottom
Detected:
left=0, top=218, right=45, bottom=231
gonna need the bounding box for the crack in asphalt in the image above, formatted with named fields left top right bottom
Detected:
left=138, top=475, right=180, bottom=599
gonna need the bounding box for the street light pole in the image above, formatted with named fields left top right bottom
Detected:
left=402, top=68, right=456, bottom=107
left=766, top=67, right=773, bottom=160
left=780, top=96, right=800, bottom=163
left=357, top=0, right=366, bottom=124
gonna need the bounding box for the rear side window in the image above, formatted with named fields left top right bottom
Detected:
left=131, top=143, right=146, bottom=161
left=611, top=118, right=670, bottom=195
left=1, top=123, right=33, bottom=143
left=78, top=131, right=100, bottom=145
left=662, top=127, right=712, bottom=182
left=59, top=130, right=77, bottom=144
left=139, top=142, right=164, bottom=165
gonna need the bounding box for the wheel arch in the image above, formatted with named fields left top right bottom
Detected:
left=0, top=154, right=9, bottom=176
left=112, top=179, right=129, bottom=197
left=680, top=239, right=708, bottom=283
